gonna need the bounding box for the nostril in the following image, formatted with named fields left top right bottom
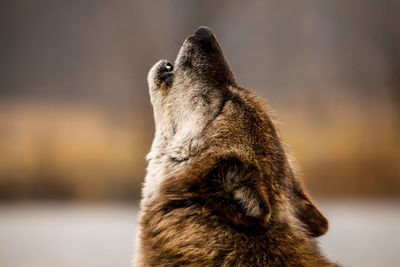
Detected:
left=194, top=26, right=213, bottom=38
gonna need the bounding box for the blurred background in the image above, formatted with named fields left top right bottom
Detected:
left=0, top=1, right=399, bottom=266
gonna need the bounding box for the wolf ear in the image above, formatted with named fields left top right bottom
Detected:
left=204, top=157, right=271, bottom=226
left=291, top=179, right=328, bottom=237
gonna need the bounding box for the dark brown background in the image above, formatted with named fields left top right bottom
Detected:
left=1, top=0, right=399, bottom=201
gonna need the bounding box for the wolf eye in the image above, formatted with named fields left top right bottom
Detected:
left=165, top=62, right=173, bottom=71
left=155, top=61, right=174, bottom=88
left=159, top=61, right=174, bottom=74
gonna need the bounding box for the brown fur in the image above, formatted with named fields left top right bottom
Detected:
left=136, top=26, right=339, bottom=267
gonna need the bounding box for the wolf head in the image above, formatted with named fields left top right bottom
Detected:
left=145, top=26, right=328, bottom=238
left=147, top=27, right=234, bottom=148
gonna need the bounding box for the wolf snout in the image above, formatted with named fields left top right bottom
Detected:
left=194, top=26, right=214, bottom=38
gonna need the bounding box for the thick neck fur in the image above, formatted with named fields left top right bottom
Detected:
left=143, top=71, right=226, bottom=205
left=136, top=88, right=337, bottom=267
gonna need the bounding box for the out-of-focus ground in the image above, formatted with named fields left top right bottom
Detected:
left=0, top=201, right=399, bottom=267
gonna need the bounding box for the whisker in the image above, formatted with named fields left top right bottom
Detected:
left=168, top=36, right=183, bottom=47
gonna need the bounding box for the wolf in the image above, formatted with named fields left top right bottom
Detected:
left=134, top=26, right=339, bottom=267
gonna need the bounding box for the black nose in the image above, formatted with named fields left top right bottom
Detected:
left=194, top=26, right=213, bottom=38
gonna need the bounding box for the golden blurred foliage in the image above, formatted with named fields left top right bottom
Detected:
left=0, top=101, right=150, bottom=200
left=1, top=94, right=399, bottom=200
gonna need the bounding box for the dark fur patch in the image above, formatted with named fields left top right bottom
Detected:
left=201, top=157, right=271, bottom=226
